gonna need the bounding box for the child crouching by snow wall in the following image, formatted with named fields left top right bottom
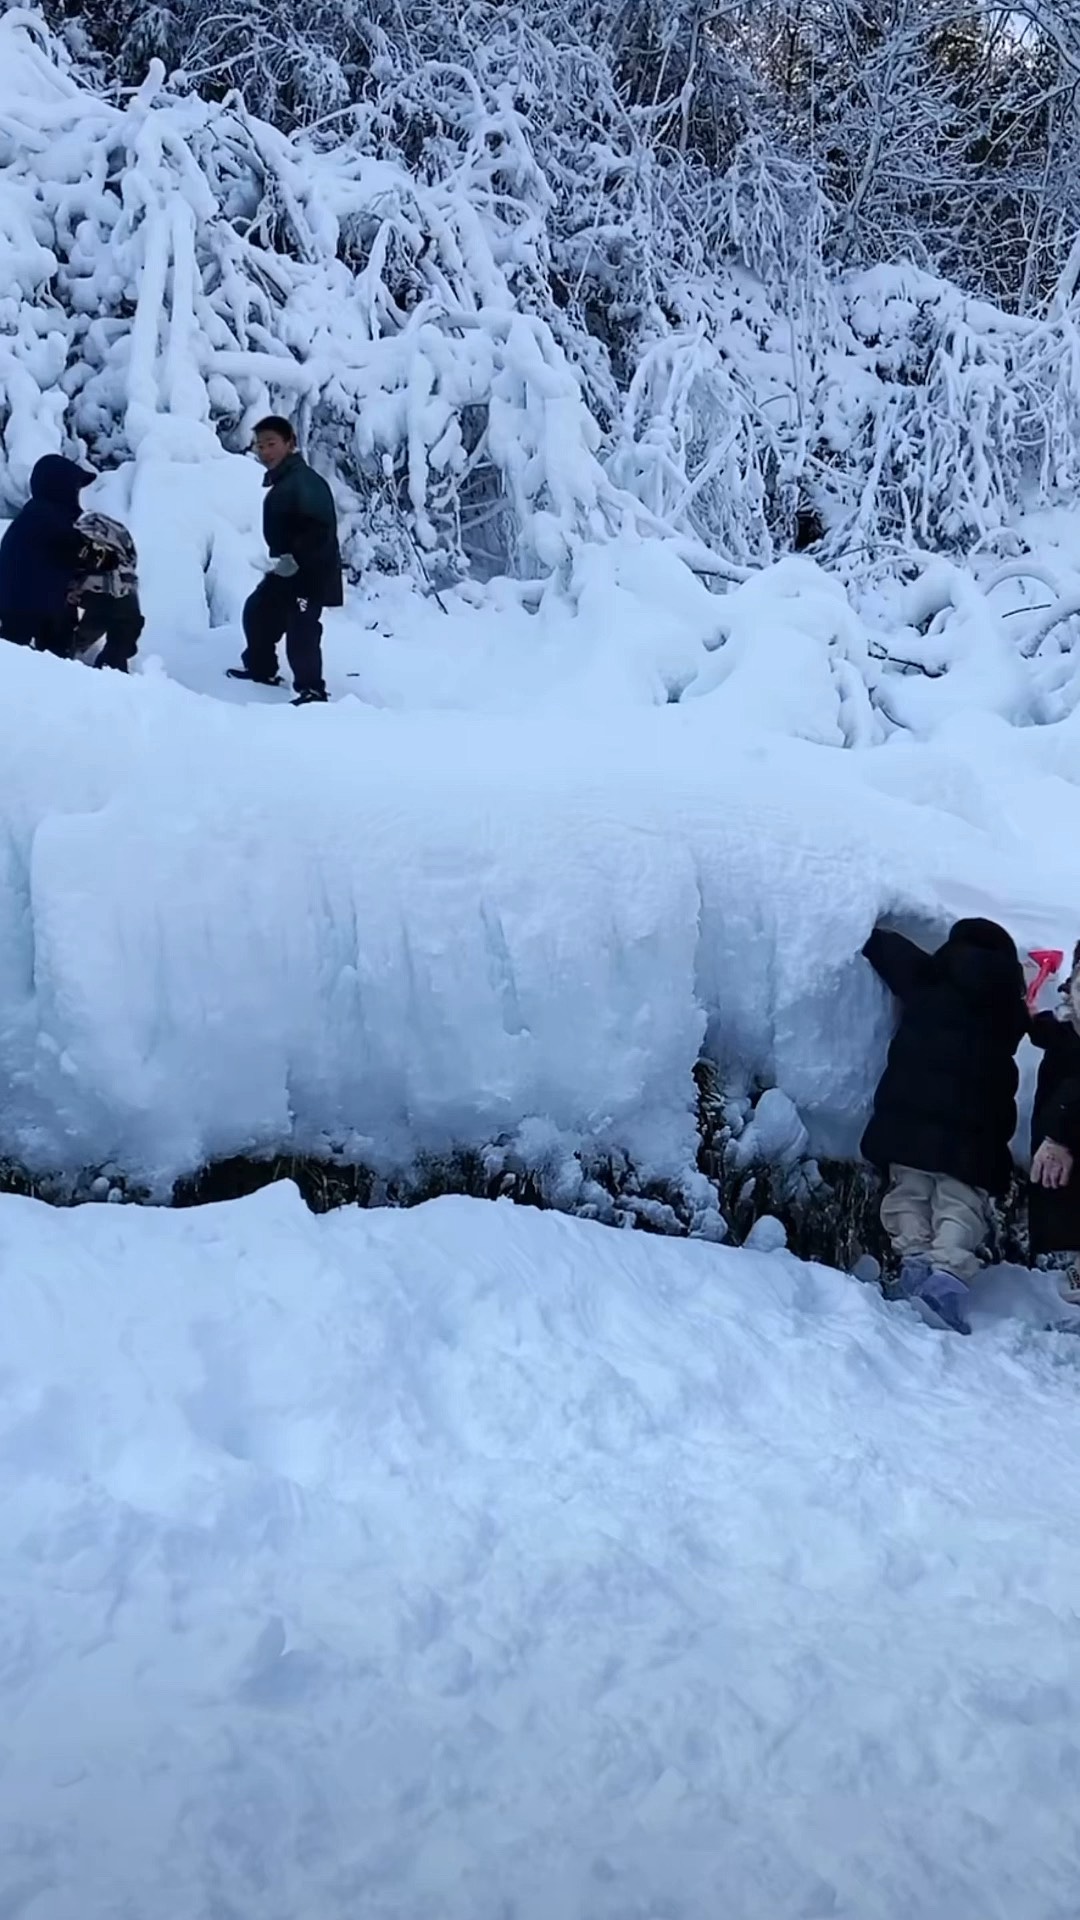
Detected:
left=861, top=919, right=1028, bottom=1335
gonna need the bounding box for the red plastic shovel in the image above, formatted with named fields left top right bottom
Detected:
left=1026, top=948, right=1065, bottom=1010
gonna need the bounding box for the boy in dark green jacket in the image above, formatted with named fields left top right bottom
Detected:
left=227, top=416, right=343, bottom=706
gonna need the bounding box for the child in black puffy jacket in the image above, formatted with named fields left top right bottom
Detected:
left=862, top=917, right=1027, bottom=1333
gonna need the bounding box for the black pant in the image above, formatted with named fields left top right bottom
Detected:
left=77, top=592, right=144, bottom=670
left=242, top=575, right=325, bottom=696
left=1, top=594, right=143, bottom=671
left=2, top=608, right=78, bottom=656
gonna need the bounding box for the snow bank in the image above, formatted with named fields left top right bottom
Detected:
left=5, top=476, right=1080, bottom=1195
left=4, top=1183, right=1080, bottom=1919
left=0, top=655, right=705, bottom=1188
left=3, top=544, right=1080, bottom=1193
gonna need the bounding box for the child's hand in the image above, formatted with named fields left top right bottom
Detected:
left=1032, top=1139, right=1074, bottom=1189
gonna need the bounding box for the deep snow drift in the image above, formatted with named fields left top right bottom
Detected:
left=3, top=1182, right=1080, bottom=1920
left=3, top=490, right=1080, bottom=1197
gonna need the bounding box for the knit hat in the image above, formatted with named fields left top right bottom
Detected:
left=948, top=917, right=1018, bottom=958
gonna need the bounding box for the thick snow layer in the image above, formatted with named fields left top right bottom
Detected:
left=4, top=1183, right=1080, bottom=1920
left=3, top=426, right=1080, bottom=1195
left=4, top=476, right=1080, bottom=1188
left=0, top=636, right=1008, bottom=1183
left=4, top=7, right=1080, bottom=1196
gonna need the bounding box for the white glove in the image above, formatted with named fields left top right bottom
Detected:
left=271, top=554, right=299, bottom=578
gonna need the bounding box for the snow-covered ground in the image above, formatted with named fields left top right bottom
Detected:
left=8, top=13, right=1080, bottom=1917
left=3, top=1181, right=1080, bottom=1920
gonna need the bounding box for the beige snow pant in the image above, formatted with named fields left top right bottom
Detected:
left=880, top=1165, right=991, bottom=1284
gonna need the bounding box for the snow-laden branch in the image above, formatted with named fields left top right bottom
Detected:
left=5, top=8, right=1080, bottom=586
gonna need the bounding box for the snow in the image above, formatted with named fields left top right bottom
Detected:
left=10, top=15, right=1080, bottom=1920
left=6, top=16, right=1080, bottom=1914
left=4, top=1181, right=1080, bottom=1920
left=729, top=1089, right=809, bottom=1173
left=4, top=464, right=1080, bottom=1195
left=3, top=0, right=1080, bottom=1214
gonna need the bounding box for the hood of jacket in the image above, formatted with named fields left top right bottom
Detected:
left=938, top=918, right=1024, bottom=1003
left=30, top=455, right=96, bottom=509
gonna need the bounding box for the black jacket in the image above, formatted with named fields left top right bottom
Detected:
left=1028, top=1012, right=1080, bottom=1254
left=861, top=919, right=1026, bottom=1195
left=0, top=455, right=96, bottom=621
left=263, top=454, right=343, bottom=608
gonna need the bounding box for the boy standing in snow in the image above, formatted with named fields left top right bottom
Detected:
left=1029, top=942, right=1080, bottom=1299
left=861, top=918, right=1027, bottom=1334
left=0, top=455, right=142, bottom=670
left=227, top=416, right=342, bottom=707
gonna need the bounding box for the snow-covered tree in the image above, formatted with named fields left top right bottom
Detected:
left=7, top=0, right=1080, bottom=582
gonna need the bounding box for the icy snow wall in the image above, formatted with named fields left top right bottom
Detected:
left=3, top=570, right=1079, bottom=1198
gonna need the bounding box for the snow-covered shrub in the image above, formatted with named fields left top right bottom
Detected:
left=0, top=12, right=647, bottom=581
left=812, top=268, right=1080, bottom=548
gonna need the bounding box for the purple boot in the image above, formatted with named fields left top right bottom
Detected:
left=914, top=1268, right=972, bottom=1336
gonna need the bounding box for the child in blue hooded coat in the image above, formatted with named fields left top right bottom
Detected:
left=0, top=455, right=142, bottom=670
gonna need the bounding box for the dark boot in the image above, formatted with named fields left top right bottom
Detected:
left=913, top=1269, right=972, bottom=1336
left=227, top=667, right=284, bottom=687
left=29, top=610, right=80, bottom=658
